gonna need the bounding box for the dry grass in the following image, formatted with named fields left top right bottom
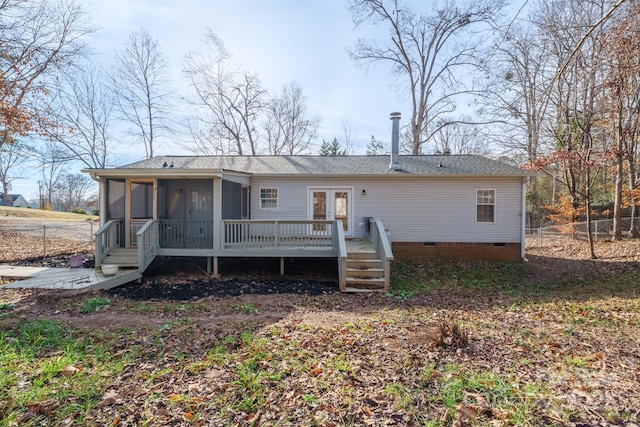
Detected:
left=0, top=206, right=97, bottom=221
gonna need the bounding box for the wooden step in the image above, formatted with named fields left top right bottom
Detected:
left=346, top=259, right=382, bottom=269
left=101, top=259, right=138, bottom=268
left=344, top=276, right=386, bottom=289
left=344, top=287, right=382, bottom=293
left=110, top=248, right=138, bottom=255
left=347, top=251, right=378, bottom=259
left=346, top=267, right=384, bottom=278
left=102, top=248, right=139, bottom=268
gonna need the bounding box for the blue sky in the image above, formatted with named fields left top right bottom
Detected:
left=12, top=0, right=480, bottom=199
left=84, top=0, right=401, bottom=154
left=15, top=0, right=411, bottom=198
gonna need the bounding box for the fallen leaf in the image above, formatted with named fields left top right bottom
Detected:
left=309, top=367, right=323, bottom=376
left=97, top=390, right=119, bottom=408
left=60, top=365, right=81, bottom=377
left=456, top=402, right=479, bottom=421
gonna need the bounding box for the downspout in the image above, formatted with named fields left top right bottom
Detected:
left=521, top=178, right=527, bottom=261
left=88, top=172, right=107, bottom=227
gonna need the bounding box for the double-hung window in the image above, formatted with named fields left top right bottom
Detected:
left=260, top=188, right=278, bottom=209
left=476, top=189, right=495, bottom=223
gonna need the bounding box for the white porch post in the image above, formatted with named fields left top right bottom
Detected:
left=124, top=179, right=131, bottom=247
left=99, top=179, right=107, bottom=227
left=213, top=178, right=222, bottom=251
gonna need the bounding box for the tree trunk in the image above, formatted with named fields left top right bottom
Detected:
left=612, top=143, right=624, bottom=241
left=627, top=146, right=639, bottom=237
left=585, top=197, right=597, bottom=259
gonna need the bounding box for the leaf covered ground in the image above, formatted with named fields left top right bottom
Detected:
left=1, top=238, right=639, bottom=426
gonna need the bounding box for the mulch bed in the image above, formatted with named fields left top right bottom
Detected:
left=109, top=256, right=339, bottom=300
left=7, top=253, right=339, bottom=299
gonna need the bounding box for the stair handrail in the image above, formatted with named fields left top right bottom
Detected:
left=333, top=220, right=348, bottom=291
left=94, top=220, right=122, bottom=267
left=136, top=219, right=158, bottom=272
left=373, top=219, right=394, bottom=291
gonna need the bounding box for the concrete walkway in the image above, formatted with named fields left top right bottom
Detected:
left=0, top=264, right=141, bottom=290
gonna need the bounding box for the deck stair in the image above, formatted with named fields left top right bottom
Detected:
left=344, top=246, right=387, bottom=292
left=100, top=248, right=139, bottom=269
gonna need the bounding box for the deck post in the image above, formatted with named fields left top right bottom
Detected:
left=213, top=256, right=219, bottom=278
left=280, top=257, right=285, bottom=276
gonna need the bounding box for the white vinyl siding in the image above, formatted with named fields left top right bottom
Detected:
left=259, top=187, right=278, bottom=210
left=250, top=177, right=522, bottom=243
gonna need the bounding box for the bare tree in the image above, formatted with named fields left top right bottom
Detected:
left=429, top=118, right=487, bottom=155
left=600, top=0, right=640, bottom=239
left=183, top=30, right=265, bottom=155
left=349, top=0, right=506, bottom=154
left=531, top=0, right=610, bottom=258
left=0, top=0, right=90, bottom=150
left=111, top=28, right=174, bottom=159
left=36, top=140, right=71, bottom=209
left=0, top=140, right=32, bottom=201
left=480, top=25, right=552, bottom=165
left=264, top=82, right=320, bottom=155
left=340, top=117, right=358, bottom=155
left=54, top=173, right=92, bottom=211
left=48, top=63, right=115, bottom=169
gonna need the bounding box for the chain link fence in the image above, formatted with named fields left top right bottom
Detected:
left=526, top=217, right=640, bottom=248
left=0, top=221, right=97, bottom=261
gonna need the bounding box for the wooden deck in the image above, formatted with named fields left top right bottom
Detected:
left=2, top=219, right=393, bottom=292
left=0, top=264, right=141, bottom=291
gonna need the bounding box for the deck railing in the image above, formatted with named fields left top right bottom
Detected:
left=334, top=220, right=348, bottom=291
left=223, top=220, right=336, bottom=250
left=369, top=218, right=394, bottom=291
left=136, top=220, right=158, bottom=271
left=94, top=220, right=122, bottom=267
left=158, top=219, right=213, bottom=248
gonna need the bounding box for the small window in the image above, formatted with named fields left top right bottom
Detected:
left=260, top=188, right=278, bottom=209
left=476, top=189, right=495, bottom=223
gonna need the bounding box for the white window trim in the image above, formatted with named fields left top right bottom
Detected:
left=259, top=187, right=279, bottom=210
left=476, top=188, right=496, bottom=224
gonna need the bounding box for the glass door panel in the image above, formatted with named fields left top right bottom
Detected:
left=334, top=191, right=349, bottom=234
left=312, top=191, right=328, bottom=232
left=309, top=189, right=352, bottom=237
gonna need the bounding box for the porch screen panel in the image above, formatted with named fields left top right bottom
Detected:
left=131, top=182, right=153, bottom=219
left=188, top=180, right=213, bottom=248
left=242, top=187, right=250, bottom=219
left=107, top=180, right=125, bottom=220
left=222, top=180, right=242, bottom=219
left=163, top=180, right=186, bottom=219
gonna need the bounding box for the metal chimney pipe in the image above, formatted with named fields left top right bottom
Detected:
left=389, top=112, right=401, bottom=170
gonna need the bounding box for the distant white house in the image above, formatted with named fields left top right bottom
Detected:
left=0, top=194, right=29, bottom=208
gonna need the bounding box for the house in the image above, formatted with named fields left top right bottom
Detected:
left=83, top=115, right=530, bottom=292
left=0, top=194, right=29, bottom=208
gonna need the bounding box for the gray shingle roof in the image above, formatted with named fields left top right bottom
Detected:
left=116, top=155, right=528, bottom=177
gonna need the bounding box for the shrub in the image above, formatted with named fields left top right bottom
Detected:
left=71, top=207, right=88, bottom=215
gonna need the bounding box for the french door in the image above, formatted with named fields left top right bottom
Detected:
left=309, top=188, right=352, bottom=237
